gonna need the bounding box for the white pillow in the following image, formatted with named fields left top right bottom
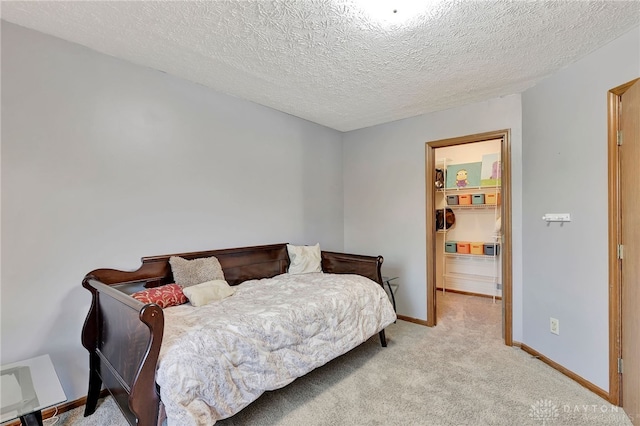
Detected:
left=182, top=280, right=235, bottom=307
left=287, top=243, right=322, bottom=275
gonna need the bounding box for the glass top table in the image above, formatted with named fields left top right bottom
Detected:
left=1, top=354, right=67, bottom=426
left=382, top=276, right=399, bottom=313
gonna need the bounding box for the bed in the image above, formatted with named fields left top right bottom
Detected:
left=81, top=243, right=396, bottom=426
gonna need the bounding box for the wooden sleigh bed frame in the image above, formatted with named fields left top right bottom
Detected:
left=81, top=243, right=387, bottom=426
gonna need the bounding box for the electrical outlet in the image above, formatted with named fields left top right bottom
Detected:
left=550, top=317, right=560, bottom=335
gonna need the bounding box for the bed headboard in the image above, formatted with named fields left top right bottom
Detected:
left=86, top=243, right=385, bottom=295
left=142, top=243, right=290, bottom=286
left=87, top=243, right=290, bottom=294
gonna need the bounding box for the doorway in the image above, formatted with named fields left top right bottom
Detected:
left=426, top=130, right=512, bottom=346
left=608, top=78, right=639, bottom=419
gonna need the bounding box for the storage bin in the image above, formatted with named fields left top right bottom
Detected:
left=485, top=193, right=501, bottom=205
left=484, top=243, right=500, bottom=256
left=458, top=194, right=472, bottom=205
left=472, top=194, right=485, bottom=204
left=445, top=241, right=457, bottom=253
left=446, top=195, right=459, bottom=205
left=456, top=242, right=470, bottom=254
left=470, top=242, right=484, bottom=255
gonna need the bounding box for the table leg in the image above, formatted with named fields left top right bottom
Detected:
left=20, top=410, right=43, bottom=426
left=385, top=280, right=397, bottom=324
left=386, top=281, right=397, bottom=312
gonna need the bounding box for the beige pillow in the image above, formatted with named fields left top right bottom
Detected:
left=287, top=243, right=322, bottom=275
left=182, top=280, right=235, bottom=307
left=169, top=255, right=225, bottom=287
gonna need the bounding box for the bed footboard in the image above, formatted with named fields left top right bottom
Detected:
left=82, top=277, right=163, bottom=426
left=321, top=251, right=388, bottom=346
left=321, top=251, right=384, bottom=285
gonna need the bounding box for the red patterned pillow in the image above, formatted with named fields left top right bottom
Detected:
left=131, top=284, right=187, bottom=308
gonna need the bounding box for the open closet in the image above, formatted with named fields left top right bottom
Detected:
left=425, top=129, right=512, bottom=345
left=435, top=139, right=502, bottom=301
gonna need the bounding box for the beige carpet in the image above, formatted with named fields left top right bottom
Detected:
left=54, top=292, right=631, bottom=425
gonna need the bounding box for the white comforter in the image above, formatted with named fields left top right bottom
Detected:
left=156, top=272, right=396, bottom=426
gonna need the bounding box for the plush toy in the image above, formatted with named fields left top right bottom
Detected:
left=435, top=168, right=444, bottom=189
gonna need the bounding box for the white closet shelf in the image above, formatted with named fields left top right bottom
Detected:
left=444, top=252, right=499, bottom=259
left=443, top=273, right=499, bottom=283
left=437, top=186, right=500, bottom=192
left=446, top=204, right=500, bottom=210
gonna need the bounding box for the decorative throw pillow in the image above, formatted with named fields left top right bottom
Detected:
left=131, top=284, right=187, bottom=308
left=169, top=255, right=225, bottom=287
left=287, top=243, right=322, bottom=275
left=182, top=280, right=236, bottom=307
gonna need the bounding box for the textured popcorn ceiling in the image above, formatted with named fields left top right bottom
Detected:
left=2, top=1, right=639, bottom=131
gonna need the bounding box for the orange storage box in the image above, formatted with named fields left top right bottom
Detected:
left=456, top=242, right=470, bottom=254
left=458, top=194, right=472, bottom=205
left=485, top=193, right=501, bottom=205
left=470, top=242, right=484, bottom=255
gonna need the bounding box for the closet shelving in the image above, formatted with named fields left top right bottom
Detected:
left=443, top=252, right=498, bottom=259
left=436, top=158, right=502, bottom=301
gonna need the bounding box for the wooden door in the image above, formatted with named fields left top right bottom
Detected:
left=620, top=79, right=640, bottom=423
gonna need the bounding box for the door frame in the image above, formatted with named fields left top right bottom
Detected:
left=607, top=78, right=639, bottom=405
left=425, top=129, right=512, bottom=346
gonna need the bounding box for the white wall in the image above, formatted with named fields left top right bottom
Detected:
left=521, top=26, right=640, bottom=392
left=343, top=95, right=523, bottom=340
left=0, top=22, right=344, bottom=401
